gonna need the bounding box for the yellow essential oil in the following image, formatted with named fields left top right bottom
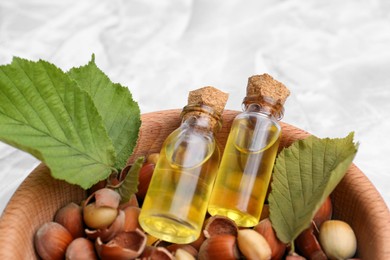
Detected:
left=139, top=87, right=228, bottom=244
left=208, top=74, right=290, bottom=227
left=208, top=108, right=280, bottom=227
left=139, top=126, right=220, bottom=243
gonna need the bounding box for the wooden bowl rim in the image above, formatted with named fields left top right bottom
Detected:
left=0, top=109, right=389, bottom=259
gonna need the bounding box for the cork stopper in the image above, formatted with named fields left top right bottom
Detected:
left=187, top=86, right=229, bottom=115
left=246, top=74, right=290, bottom=106
left=182, top=86, right=229, bottom=131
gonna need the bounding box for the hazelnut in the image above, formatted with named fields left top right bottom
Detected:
left=313, top=197, right=333, bottom=229
left=254, top=218, right=286, bottom=259
left=203, top=215, right=238, bottom=238
left=167, top=244, right=198, bottom=258
left=34, top=222, right=73, bottom=260
left=319, top=220, right=357, bottom=260
left=54, top=202, right=84, bottom=238
left=286, top=253, right=306, bottom=260
left=93, top=188, right=121, bottom=209
left=295, top=221, right=327, bottom=260
left=237, top=229, right=272, bottom=260
left=198, top=234, right=240, bottom=260
left=136, top=163, right=155, bottom=202
left=83, top=202, right=118, bottom=229
left=65, top=237, right=97, bottom=259
left=119, top=194, right=139, bottom=209
left=122, top=206, right=142, bottom=232
left=260, top=204, right=270, bottom=220
left=175, top=248, right=196, bottom=260
left=83, top=188, right=121, bottom=230
left=188, top=231, right=206, bottom=251
left=95, top=228, right=147, bottom=260
left=85, top=209, right=125, bottom=242
left=149, top=247, right=175, bottom=260
left=140, top=246, right=177, bottom=259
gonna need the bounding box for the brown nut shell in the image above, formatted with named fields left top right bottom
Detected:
left=91, top=188, right=121, bottom=209
left=286, top=253, right=306, bottom=260
left=188, top=231, right=206, bottom=250
left=313, top=196, right=333, bottom=229
left=119, top=194, right=139, bottom=209
left=136, top=163, right=155, bottom=202
left=295, top=221, right=327, bottom=260
left=95, top=228, right=147, bottom=260
left=139, top=245, right=155, bottom=259
left=140, top=246, right=176, bottom=260
left=254, top=218, right=286, bottom=260
left=123, top=206, right=142, bottom=232
left=166, top=244, right=198, bottom=258
left=66, top=237, right=97, bottom=260
left=149, top=247, right=175, bottom=260
left=34, top=222, right=73, bottom=260
left=54, top=202, right=85, bottom=238
left=198, top=234, right=240, bottom=260
left=203, top=215, right=239, bottom=238
left=260, top=204, right=270, bottom=220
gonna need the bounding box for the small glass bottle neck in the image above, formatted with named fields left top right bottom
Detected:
left=180, top=104, right=222, bottom=133
left=242, top=96, right=284, bottom=120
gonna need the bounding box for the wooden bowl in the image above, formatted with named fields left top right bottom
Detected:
left=0, top=109, right=389, bottom=259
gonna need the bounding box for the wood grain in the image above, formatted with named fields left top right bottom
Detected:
left=0, top=109, right=389, bottom=259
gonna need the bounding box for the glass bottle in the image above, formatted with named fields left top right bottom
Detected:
left=139, top=87, right=228, bottom=244
left=208, top=74, right=290, bottom=227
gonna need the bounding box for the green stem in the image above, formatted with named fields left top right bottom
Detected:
left=289, top=241, right=295, bottom=255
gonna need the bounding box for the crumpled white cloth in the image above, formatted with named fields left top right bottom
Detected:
left=1, top=0, right=389, bottom=213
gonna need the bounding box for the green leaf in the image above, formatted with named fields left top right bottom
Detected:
left=67, top=56, right=141, bottom=169
left=268, top=132, right=358, bottom=246
left=116, top=156, right=144, bottom=204
left=0, top=57, right=116, bottom=189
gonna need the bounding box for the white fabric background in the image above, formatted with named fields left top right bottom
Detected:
left=1, top=0, right=389, bottom=213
